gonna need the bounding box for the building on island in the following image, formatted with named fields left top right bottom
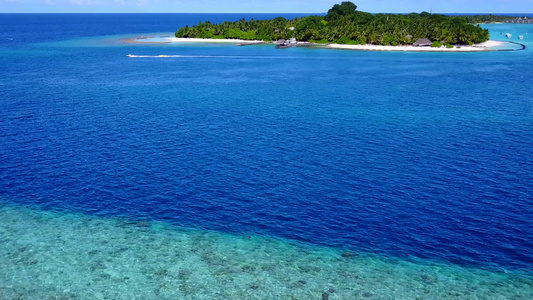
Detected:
left=275, top=38, right=298, bottom=49
left=413, top=38, right=432, bottom=47
left=504, top=17, right=533, bottom=24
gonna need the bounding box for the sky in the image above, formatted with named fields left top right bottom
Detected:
left=1, top=0, right=532, bottom=14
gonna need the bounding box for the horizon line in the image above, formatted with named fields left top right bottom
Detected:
left=1, top=12, right=531, bottom=14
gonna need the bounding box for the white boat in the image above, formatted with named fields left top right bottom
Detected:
left=506, top=33, right=512, bottom=38
left=519, top=35, right=524, bottom=40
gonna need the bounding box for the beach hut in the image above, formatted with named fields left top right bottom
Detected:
left=413, top=38, right=432, bottom=47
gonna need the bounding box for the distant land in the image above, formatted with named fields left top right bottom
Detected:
left=173, top=2, right=522, bottom=46
left=503, top=16, right=533, bottom=24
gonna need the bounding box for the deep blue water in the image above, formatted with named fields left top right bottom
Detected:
left=1, top=14, right=532, bottom=275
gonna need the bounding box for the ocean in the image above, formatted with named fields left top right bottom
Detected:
left=0, top=14, right=532, bottom=299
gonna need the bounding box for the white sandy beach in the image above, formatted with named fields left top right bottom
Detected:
left=326, top=40, right=506, bottom=52
left=163, top=37, right=506, bottom=51
left=129, top=36, right=509, bottom=52
left=125, top=36, right=264, bottom=44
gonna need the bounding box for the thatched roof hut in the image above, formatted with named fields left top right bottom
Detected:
left=276, top=39, right=286, bottom=44
left=413, top=38, right=432, bottom=47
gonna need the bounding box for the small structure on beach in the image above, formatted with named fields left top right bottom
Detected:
left=276, top=38, right=298, bottom=49
left=504, top=17, right=533, bottom=24
left=413, top=38, right=432, bottom=47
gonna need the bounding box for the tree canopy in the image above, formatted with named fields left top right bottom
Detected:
left=175, top=2, right=495, bottom=46
left=325, top=2, right=358, bottom=21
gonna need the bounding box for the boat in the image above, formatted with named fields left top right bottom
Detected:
left=275, top=43, right=291, bottom=49
left=275, top=37, right=298, bottom=49
left=506, top=33, right=512, bottom=38
left=519, top=35, right=524, bottom=40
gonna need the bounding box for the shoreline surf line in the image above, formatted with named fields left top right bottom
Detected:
left=321, top=40, right=525, bottom=52
left=496, top=40, right=526, bottom=51
left=126, top=36, right=524, bottom=52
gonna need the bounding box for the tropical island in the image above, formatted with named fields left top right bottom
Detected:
left=463, top=15, right=519, bottom=24
left=175, top=2, right=494, bottom=47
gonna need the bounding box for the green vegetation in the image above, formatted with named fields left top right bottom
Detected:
left=431, top=41, right=442, bottom=48
left=175, top=2, right=490, bottom=45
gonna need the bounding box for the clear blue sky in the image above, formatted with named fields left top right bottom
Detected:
left=1, top=0, right=532, bottom=14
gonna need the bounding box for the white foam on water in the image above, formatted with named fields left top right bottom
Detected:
left=0, top=204, right=531, bottom=300
left=127, top=54, right=225, bottom=58
left=125, top=54, right=294, bottom=59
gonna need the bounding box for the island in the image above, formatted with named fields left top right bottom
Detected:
left=175, top=2, right=494, bottom=48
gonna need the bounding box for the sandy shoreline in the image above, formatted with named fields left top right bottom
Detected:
left=326, top=40, right=506, bottom=52
left=127, top=36, right=509, bottom=52
left=126, top=36, right=264, bottom=44
left=326, top=41, right=503, bottom=52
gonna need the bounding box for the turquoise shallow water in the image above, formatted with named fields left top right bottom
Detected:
left=1, top=202, right=532, bottom=300
left=1, top=14, right=532, bottom=298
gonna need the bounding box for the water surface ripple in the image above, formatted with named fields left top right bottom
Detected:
left=0, top=15, right=532, bottom=279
